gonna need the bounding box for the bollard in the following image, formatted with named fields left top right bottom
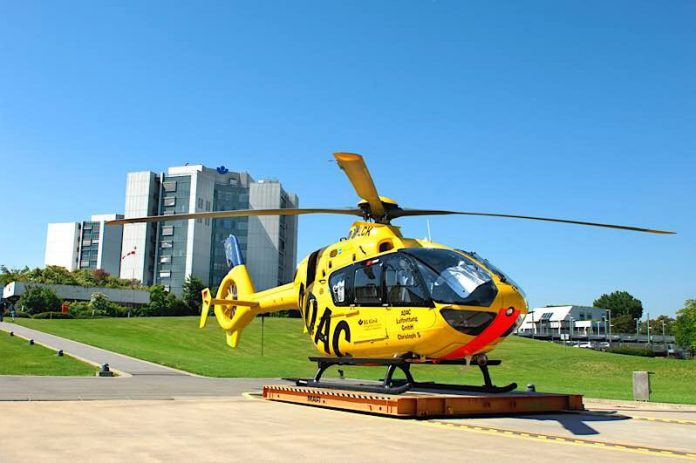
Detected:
left=57, top=349, right=64, bottom=357
left=633, top=371, right=651, bottom=401
left=526, top=384, right=536, bottom=393
left=98, top=363, right=114, bottom=377
left=338, top=369, right=345, bottom=379
left=9, top=331, right=14, bottom=336
left=29, top=339, right=34, bottom=345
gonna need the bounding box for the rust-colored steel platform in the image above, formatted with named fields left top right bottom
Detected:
left=262, top=385, right=584, bottom=418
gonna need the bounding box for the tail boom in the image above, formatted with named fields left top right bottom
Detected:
left=200, top=264, right=298, bottom=348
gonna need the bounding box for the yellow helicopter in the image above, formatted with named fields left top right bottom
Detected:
left=111, top=153, right=673, bottom=394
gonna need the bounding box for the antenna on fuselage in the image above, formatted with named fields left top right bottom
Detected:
left=426, top=219, right=432, bottom=242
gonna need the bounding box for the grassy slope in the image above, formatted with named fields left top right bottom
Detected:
left=16, top=317, right=696, bottom=403
left=0, top=331, right=95, bottom=376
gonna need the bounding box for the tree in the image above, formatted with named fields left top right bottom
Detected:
left=593, top=291, right=644, bottom=321
left=674, top=299, right=696, bottom=350
left=89, top=292, right=110, bottom=314
left=1, top=265, right=144, bottom=290
left=0, top=265, right=30, bottom=287
left=17, top=285, right=62, bottom=314
left=182, top=275, right=206, bottom=315
left=612, top=314, right=636, bottom=334
left=641, top=315, right=676, bottom=336
left=145, top=285, right=187, bottom=316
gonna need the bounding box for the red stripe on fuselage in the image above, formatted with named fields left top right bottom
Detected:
left=440, top=307, right=521, bottom=360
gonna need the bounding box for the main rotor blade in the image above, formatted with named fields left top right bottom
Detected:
left=107, top=208, right=363, bottom=225
left=334, top=152, right=386, bottom=218
left=393, top=209, right=675, bottom=234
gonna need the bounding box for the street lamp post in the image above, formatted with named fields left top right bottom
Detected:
left=603, top=316, right=608, bottom=342
left=531, top=310, right=535, bottom=340
left=608, top=310, right=612, bottom=345
left=662, top=320, right=666, bottom=349
left=634, top=318, right=640, bottom=337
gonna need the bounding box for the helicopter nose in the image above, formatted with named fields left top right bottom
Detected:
left=500, top=285, right=527, bottom=334
left=501, top=284, right=528, bottom=316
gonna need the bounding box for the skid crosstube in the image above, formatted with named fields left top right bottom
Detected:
left=285, top=356, right=517, bottom=395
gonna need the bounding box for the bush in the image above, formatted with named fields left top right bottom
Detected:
left=144, top=285, right=188, bottom=316
left=17, top=285, right=62, bottom=314
left=11, top=311, right=32, bottom=318
left=66, top=298, right=131, bottom=318
left=607, top=346, right=655, bottom=357
left=105, top=303, right=130, bottom=317
left=67, top=301, right=106, bottom=319
left=32, top=311, right=75, bottom=319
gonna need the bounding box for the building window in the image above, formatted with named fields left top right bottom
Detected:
left=161, top=241, right=173, bottom=248
left=82, top=239, right=91, bottom=246
left=198, top=198, right=203, bottom=209
left=164, top=197, right=176, bottom=207
left=160, top=256, right=171, bottom=264
left=162, top=226, right=174, bottom=236
left=80, top=260, right=90, bottom=268
left=159, top=271, right=171, bottom=278
left=163, top=181, right=176, bottom=192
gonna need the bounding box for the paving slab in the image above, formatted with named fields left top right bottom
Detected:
left=0, top=397, right=692, bottom=463
left=0, top=375, right=287, bottom=401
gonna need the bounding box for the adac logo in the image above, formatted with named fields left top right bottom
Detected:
left=358, top=318, right=378, bottom=326
left=358, top=319, right=364, bottom=326
left=216, top=166, right=229, bottom=174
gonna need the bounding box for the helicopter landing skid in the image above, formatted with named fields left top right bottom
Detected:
left=285, top=356, right=517, bottom=395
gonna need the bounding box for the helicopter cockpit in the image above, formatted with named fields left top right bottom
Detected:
left=328, top=248, right=500, bottom=309
left=401, top=248, right=498, bottom=307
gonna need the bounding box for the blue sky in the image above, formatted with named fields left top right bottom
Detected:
left=0, top=1, right=694, bottom=316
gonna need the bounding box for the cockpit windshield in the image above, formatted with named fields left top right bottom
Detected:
left=401, top=248, right=498, bottom=307
left=459, top=250, right=526, bottom=299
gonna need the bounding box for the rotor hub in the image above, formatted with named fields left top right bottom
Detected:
left=357, top=196, right=400, bottom=222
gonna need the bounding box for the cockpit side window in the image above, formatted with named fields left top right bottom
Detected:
left=383, top=255, right=429, bottom=307
left=353, top=263, right=382, bottom=306
left=329, top=269, right=348, bottom=306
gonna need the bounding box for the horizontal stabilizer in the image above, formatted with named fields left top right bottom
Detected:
left=200, top=288, right=212, bottom=328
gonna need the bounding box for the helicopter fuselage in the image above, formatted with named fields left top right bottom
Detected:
left=288, top=221, right=527, bottom=360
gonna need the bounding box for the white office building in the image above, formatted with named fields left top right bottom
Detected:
left=44, top=214, right=124, bottom=276
left=120, top=165, right=298, bottom=295
left=517, top=305, right=609, bottom=336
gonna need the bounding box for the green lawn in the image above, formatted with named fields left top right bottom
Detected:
left=0, top=331, right=96, bottom=376
left=15, top=317, right=696, bottom=404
